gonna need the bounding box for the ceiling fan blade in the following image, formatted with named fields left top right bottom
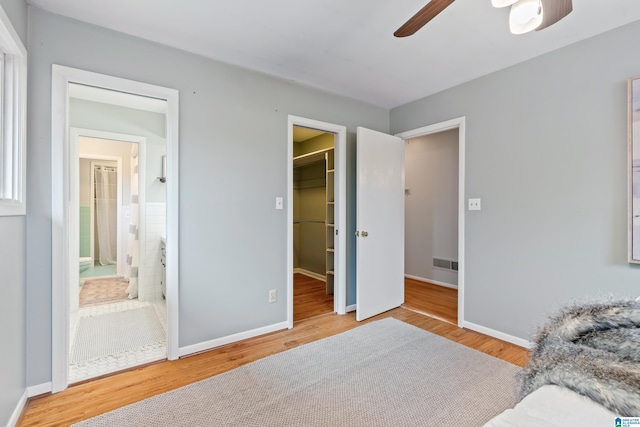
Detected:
left=394, top=0, right=456, bottom=38
left=536, top=0, right=572, bottom=31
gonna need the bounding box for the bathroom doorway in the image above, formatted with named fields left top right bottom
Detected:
left=67, top=87, right=169, bottom=383
left=52, top=65, right=179, bottom=393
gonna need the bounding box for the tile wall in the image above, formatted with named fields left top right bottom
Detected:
left=141, top=202, right=166, bottom=301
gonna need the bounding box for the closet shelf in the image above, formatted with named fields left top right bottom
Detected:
left=327, top=223, right=335, bottom=227
left=327, top=248, right=334, bottom=253
left=327, top=270, right=335, bottom=275
left=293, top=220, right=325, bottom=224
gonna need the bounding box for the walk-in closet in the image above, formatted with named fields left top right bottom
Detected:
left=292, top=126, right=335, bottom=320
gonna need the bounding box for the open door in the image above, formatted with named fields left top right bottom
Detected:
left=356, top=127, right=405, bottom=321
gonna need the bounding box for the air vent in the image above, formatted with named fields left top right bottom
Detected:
left=433, top=258, right=458, bottom=272
left=433, top=258, right=451, bottom=269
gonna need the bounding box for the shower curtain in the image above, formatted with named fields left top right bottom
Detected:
left=125, top=145, right=140, bottom=299
left=94, top=165, right=117, bottom=265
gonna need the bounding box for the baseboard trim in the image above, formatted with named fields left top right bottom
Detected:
left=27, top=382, right=52, bottom=397
left=462, top=321, right=533, bottom=349
left=346, top=304, right=356, bottom=313
left=178, top=321, right=289, bottom=357
left=405, top=274, right=457, bottom=290
left=294, top=268, right=326, bottom=282
left=8, top=390, right=27, bottom=427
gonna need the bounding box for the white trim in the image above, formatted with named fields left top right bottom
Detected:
left=396, top=116, right=466, bottom=328
left=287, top=115, right=347, bottom=330
left=27, top=382, right=52, bottom=397
left=294, top=268, right=326, bottom=282
left=405, top=274, right=458, bottom=290
left=346, top=304, right=356, bottom=313
left=51, top=65, right=180, bottom=393
left=0, top=4, right=27, bottom=216
left=463, top=320, right=533, bottom=349
left=7, top=390, right=27, bottom=427
left=178, top=321, right=289, bottom=357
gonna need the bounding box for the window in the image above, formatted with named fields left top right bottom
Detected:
left=0, top=5, right=26, bottom=216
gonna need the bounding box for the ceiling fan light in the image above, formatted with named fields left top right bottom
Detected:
left=491, top=0, right=518, bottom=8
left=509, top=0, right=543, bottom=34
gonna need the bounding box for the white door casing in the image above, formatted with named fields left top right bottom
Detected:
left=287, top=115, right=347, bottom=328
left=51, top=65, right=179, bottom=393
left=356, top=127, right=405, bottom=321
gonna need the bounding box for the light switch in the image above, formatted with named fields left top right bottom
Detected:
left=275, top=197, right=283, bottom=210
left=468, top=198, right=481, bottom=211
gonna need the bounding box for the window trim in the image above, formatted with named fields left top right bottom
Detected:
left=0, top=5, right=26, bottom=216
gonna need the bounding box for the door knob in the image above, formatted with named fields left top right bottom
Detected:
left=361, top=231, right=368, bottom=237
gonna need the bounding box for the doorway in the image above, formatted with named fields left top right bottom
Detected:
left=403, top=129, right=459, bottom=324
left=396, top=118, right=466, bottom=327
left=287, top=116, right=347, bottom=328
left=292, top=126, right=335, bottom=321
left=70, top=130, right=168, bottom=384
left=51, top=65, right=180, bottom=393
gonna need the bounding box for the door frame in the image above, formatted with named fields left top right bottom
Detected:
left=287, top=115, right=347, bottom=327
left=70, top=128, right=146, bottom=315
left=51, top=65, right=180, bottom=393
left=396, top=116, right=466, bottom=327
left=76, top=131, right=145, bottom=280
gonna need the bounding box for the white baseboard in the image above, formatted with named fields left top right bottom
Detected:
left=294, top=268, right=326, bottom=282
left=462, top=321, right=533, bottom=349
left=27, top=382, right=52, bottom=397
left=178, top=321, right=289, bottom=357
left=7, top=390, right=27, bottom=427
left=405, top=274, right=458, bottom=290
left=346, top=304, right=356, bottom=313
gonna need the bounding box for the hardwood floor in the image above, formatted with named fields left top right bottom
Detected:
left=403, top=277, right=458, bottom=324
left=293, top=273, right=333, bottom=321
left=20, top=276, right=522, bottom=425
left=19, top=306, right=529, bottom=426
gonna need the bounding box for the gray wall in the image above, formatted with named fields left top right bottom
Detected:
left=26, top=7, right=388, bottom=386
left=294, top=161, right=327, bottom=275
left=405, top=129, right=458, bottom=286
left=391, top=21, right=640, bottom=340
left=0, top=0, right=27, bottom=424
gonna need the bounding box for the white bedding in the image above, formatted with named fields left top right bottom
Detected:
left=484, top=385, right=618, bottom=427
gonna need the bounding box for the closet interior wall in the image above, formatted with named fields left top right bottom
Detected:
left=292, top=131, right=335, bottom=294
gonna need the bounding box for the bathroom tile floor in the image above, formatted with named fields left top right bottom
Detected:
left=69, top=299, right=167, bottom=384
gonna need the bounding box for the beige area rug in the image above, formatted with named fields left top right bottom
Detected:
left=80, top=277, right=129, bottom=306
left=73, top=318, right=520, bottom=427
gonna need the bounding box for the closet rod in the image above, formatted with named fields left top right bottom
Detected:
left=293, top=220, right=325, bottom=224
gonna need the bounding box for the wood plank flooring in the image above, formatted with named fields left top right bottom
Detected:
left=20, top=275, right=510, bottom=426
left=293, top=273, right=333, bottom=321
left=20, top=305, right=529, bottom=426
left=403, top=277, right=458, bottom=324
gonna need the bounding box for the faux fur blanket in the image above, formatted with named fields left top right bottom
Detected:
left=520, top=299, right=640, bottom=417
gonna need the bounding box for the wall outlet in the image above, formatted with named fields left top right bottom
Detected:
left=468, top=198, right=481, bottom=211
left=269, top=289, right=277, bottom=303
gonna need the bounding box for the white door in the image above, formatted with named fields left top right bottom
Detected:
left=356, top=127, right=405, bottom=321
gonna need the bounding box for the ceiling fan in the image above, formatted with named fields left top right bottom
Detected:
left=394, top=0, right=573, bottom=37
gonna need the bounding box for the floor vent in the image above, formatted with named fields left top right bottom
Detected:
left=433, top=258, right=458, bottom=271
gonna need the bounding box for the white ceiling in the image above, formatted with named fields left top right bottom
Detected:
left=28, top=0, right=640, bottom=109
